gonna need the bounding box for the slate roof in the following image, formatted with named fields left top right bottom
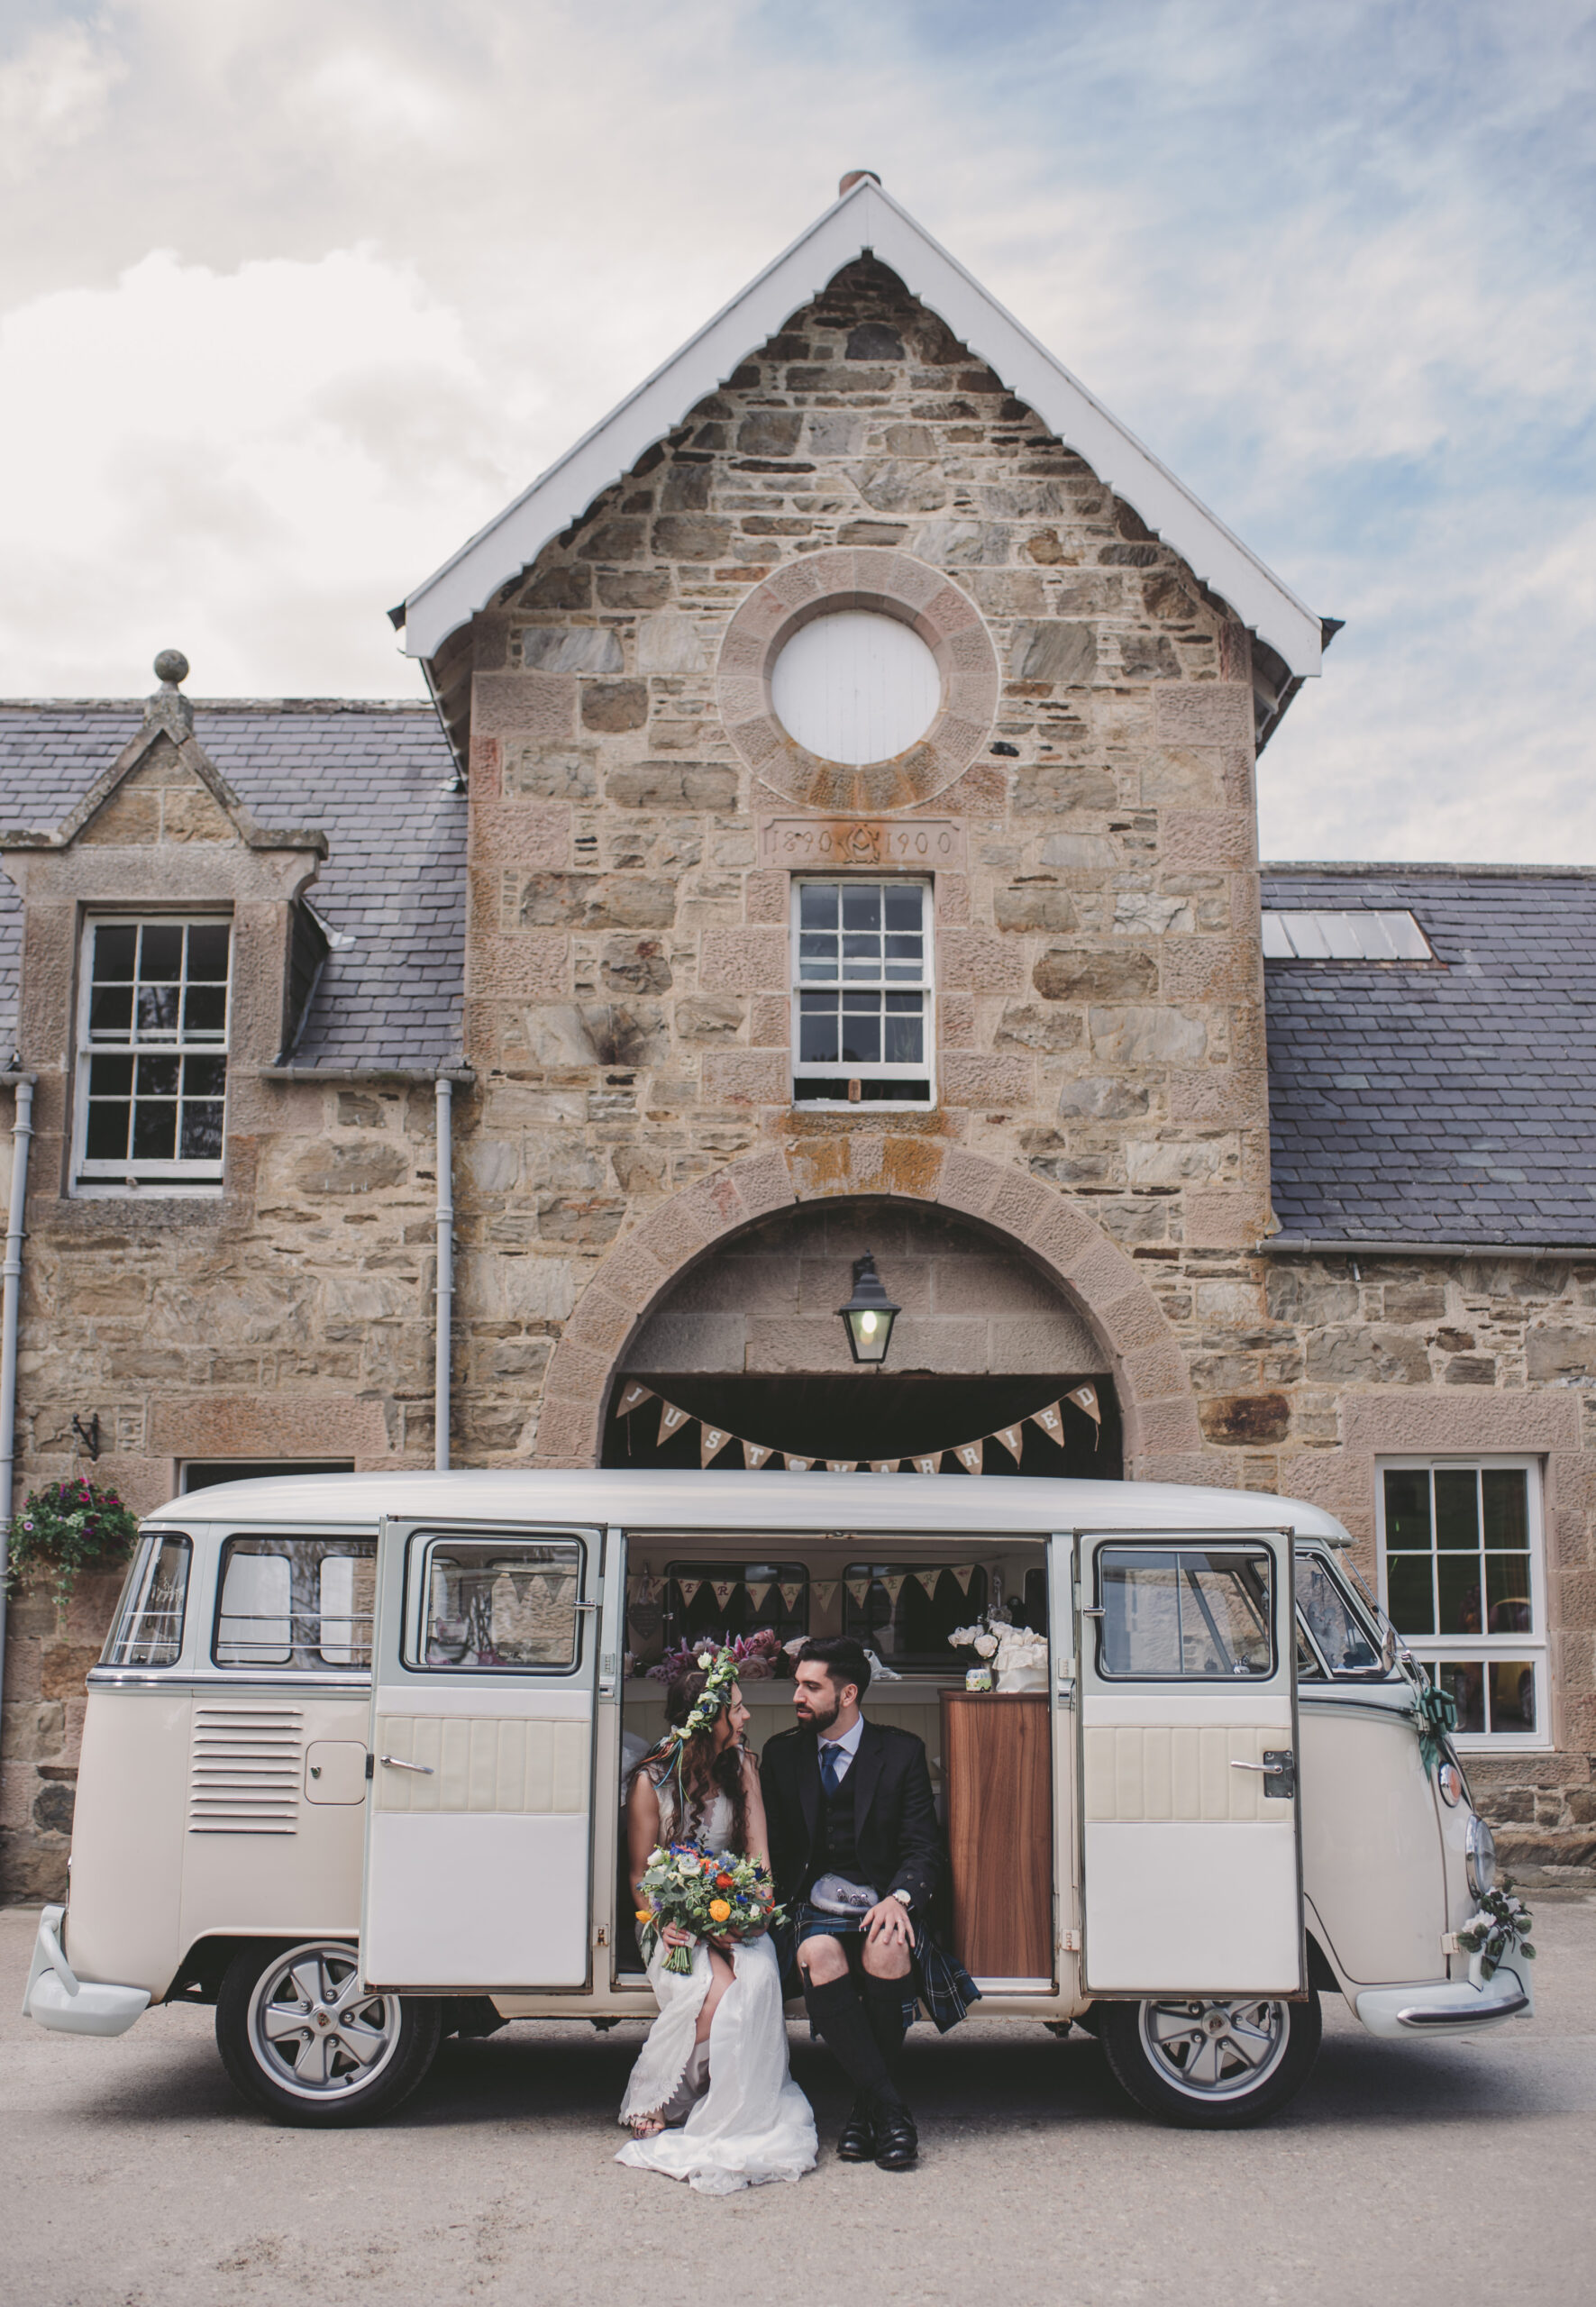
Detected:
left=0, top=701, right=464, bottom=1070
left=1263, top=867, right=1596, bottom=1246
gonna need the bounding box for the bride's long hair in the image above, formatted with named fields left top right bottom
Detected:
left=646, top=1666, right=750, bottom=1852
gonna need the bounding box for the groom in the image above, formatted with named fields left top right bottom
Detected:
left=761, top=1637, right=944, bottom=2172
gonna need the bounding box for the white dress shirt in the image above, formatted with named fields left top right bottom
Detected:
left=817, top=1713, right=864, bottom=1783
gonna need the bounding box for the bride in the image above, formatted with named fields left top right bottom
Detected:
left=616, top=1649, right=816, bottom=2193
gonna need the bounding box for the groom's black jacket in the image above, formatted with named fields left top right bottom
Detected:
left=760, top=1719, right=941, bottom=1915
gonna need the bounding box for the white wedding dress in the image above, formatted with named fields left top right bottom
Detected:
left=616, top=1777, right=816, bottom=2194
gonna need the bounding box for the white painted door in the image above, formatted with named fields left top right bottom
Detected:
left=1077, top=1530, right=1303, bottom=1996
left=361, top=1518, right=602, bottom=1991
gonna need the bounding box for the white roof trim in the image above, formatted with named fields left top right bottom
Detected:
left=402, top=180, right=1322, bottom=677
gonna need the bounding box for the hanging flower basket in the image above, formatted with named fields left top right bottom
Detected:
left=6, top=1478, right=139, bottom=1605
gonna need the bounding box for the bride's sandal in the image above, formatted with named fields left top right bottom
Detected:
left=628, top=2111, right=667, bottom=2138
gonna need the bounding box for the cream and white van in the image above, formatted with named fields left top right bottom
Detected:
left=22, top=1470, right=1529, bottom=2130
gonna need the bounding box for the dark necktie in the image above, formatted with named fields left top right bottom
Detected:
left=820, top=1742, right=844, bottom=1795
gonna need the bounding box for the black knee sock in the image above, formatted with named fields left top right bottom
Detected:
left=803, top=1974, right=902, bottom=2109
left=861, top=1970, right=909, bottom=2086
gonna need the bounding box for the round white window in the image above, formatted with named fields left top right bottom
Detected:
left=770, top=610, right=941, bottom=766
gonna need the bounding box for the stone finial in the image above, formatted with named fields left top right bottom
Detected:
left=838, top=169, right=880, bottom=196
left=147, top=648, right=193, bottom=734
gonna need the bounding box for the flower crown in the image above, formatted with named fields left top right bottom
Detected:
left=670, top=1646, right=740, bottom=1743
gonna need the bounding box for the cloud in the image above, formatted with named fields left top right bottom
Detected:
left=0, top=0, right=1592, bottom=861
left=0, top=13, right=125, bottom=179
left=0, top=243, right=509, bottom=694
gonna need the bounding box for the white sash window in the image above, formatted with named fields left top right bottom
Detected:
left=72, top=916, right=231, bottom=1196
left=1377, top=1456, right=1548, bottom=1746
left=791, top=878, right=934, bottom=1107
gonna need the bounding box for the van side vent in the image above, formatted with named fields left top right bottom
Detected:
left=188, top=1705, right=305, bottom=1835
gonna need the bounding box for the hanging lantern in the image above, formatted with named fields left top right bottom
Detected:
left=836, top=1252, right=900, bottom=1367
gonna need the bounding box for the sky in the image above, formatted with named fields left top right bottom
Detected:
left=1, top=0, right=1592, bottom=863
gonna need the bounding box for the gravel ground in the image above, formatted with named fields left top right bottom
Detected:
left=5, top=1898, right=1594, bottom=2307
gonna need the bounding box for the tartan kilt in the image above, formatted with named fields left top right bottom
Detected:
left=775, top=1902, right=981, bottom=2035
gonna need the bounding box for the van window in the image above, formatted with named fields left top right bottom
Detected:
left=410, top=1536, right=584, bottom=1671
left=663, top=1562, right=808, bottom=1654
left=844, top=1563, right=991, bottom=1671
left=1297, top=1556, right=1382, bottom=1676
left=1097, top=1547, right=1272, bottom=1679
left=101, top=1532, right=191, bottom=1667
left=214, top=1536, right=376, bottom=1670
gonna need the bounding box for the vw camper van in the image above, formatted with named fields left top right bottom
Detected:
left=23, top=1470, right=1529, bottom=2129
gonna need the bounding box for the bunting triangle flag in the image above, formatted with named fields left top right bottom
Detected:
left=1029, top=1400, right=1064, bottom=1439
left=811, top=1580, right=839, bottom=1610
left=1066, top=1381, right=1102, bottom=1449
left=700, top=1423, right=732, bottom=1467
left=880, top=1574, right=907, bottom=1607
left=743, top=1442, right=773, bottom=1470
left=784, top=1454, right=813, bottom=1473
left=616, top=1381, right=654, bottom=1418
left=845, top=1576, right=872, bottom=1608
left=657, top=1399, right=690, bottom=1446
left=902, top=1570, right=928, bottom=1595
left=954, top=1439, right=983, bottom=1474
left=745, top=1581, right=773, bottom=1613
left=677, top=1577, right=706, bottom=1608
left=826, top=1459, right=857, bottom=1473
left=711, top=1579, right=740, bottom=1610
left=871, top=1459, right=900, bottom=1474
left=990, top=1424, right=1024, bottom=1463
left=779, top=1581, right=805, bottom=1612
left=912, top=1453, right=942, bottom=1475
left=950, top=1564, right=975, bottom=1594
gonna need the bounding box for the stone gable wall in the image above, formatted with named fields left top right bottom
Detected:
left=452, top=257, right=1270, bottom=1470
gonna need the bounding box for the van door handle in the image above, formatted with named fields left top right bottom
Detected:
left=1231, top=1751, right=1295, bottom=1798
left=1080, top=1606, right=1106, bottom=1619
left=380, top=1755, right=434, bottom=1775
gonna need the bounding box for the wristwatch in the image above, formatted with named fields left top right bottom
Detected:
left=890, top=1888, right=912, bottom=1908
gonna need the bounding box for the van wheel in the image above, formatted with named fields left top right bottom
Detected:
left=1099, top=1992, right=1320, bottom=2129
left=216, top=1941, right=441, bottom=2127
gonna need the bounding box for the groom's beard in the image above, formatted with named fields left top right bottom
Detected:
left=796, top=1694, right=841, bottom=1735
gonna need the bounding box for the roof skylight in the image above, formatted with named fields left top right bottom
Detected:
left=1262, top=910, right=1435, bottom=962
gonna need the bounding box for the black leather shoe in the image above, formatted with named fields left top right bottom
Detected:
left=873, top=2105, right=918, bottom=2170
left=836, top=2100, right=876, bottom=2161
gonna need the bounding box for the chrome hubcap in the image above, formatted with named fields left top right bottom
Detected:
left=1138, top=1997, right=1290, bottom=2100
left=248, top=1943, right=401, bottom=2100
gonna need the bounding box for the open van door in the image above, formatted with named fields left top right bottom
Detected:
left=361, top=1518, right=604, bottom=1992
left=1076, top=1528, right=1303, bottom=1997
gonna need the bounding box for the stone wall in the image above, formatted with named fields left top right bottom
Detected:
left=451, top=255, right=1269, bottom=1469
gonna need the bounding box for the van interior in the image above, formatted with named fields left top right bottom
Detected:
left=616, top=1531, right=1053, bottom=1989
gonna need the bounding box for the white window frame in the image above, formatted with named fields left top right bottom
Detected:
left=1375, top=1454, right=1550, bottom=1750
left=789, top=874, right=935, bottom=1109
left=71, top=911, right=232, bottom=1199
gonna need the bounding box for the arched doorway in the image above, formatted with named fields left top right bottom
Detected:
left=599, top=1198, right=1122, bottom=1479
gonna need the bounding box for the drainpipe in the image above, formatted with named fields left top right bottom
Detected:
left=0, top=1074, right=37, bottom=1722
left=434, top=1076, right=453, bottom=1472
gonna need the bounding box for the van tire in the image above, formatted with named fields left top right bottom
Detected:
left=1099, top=1991, right=1321, bottom=2129
left=215, top=1940, right=442, bottom=2128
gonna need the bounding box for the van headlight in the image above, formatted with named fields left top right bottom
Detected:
left=1465, top=1812, right=1497, bottom=1900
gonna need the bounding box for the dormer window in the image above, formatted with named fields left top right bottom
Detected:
left=73, top=916, right=231, bottom=1196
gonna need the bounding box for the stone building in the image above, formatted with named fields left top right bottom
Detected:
left=3, top=177, right=1593, bottom=1900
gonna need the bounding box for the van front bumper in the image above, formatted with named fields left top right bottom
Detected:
left=1354, top=1962, right=1532, bottom=2040
left=22, top=1904, right=150, bottom=2038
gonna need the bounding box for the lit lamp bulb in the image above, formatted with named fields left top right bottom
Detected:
left=837, top=1254, right=899, bottom=1366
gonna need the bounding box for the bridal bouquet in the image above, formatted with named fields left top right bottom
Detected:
left=635, top=1842, right=786, bottom=1974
